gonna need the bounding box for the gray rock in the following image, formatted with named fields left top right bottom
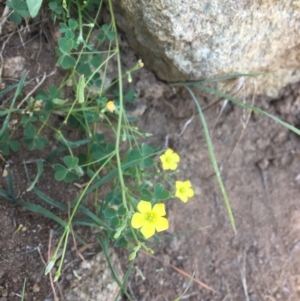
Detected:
left=113, top=0, right=300, bottom=97
left=64, top=250, right=123, bottom=301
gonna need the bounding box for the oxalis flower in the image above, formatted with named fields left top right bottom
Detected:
left=131, top=201, right=169, bottom=239
left=175, top=180, right=194, bottom=203
left=159, top=148, right=180, bottom=171
left=106, top=100, right=116, bottom=112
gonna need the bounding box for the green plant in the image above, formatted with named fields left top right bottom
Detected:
left=0, top=1, right=196, bottom=296
left=3, top=0, right=300, bottom=298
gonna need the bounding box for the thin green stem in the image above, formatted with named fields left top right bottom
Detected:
left=185, top=86, right=236, bottom=233
left=108, top=0, right=128, bottom=209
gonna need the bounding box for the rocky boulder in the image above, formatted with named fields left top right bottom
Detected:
left=113, top=0, right=300, bottom=97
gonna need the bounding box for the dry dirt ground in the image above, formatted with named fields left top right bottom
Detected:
left=1, top=5, right=300, bottom=301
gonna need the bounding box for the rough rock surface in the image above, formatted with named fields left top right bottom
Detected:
left=113, top=0, right=300, bottom=97
left=63, top=250, right=123, bottom=301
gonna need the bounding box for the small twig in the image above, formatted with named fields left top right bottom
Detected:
left=17, top=68, right=56, bottom=109
left=0, top=32, right=14, bottom=84
left=239, top=250, right=250, bottom=301
left=140, top=250, right=216, bottom=293
left=47, top=230, right=59, bottom=301
left=164, top=115, right=194, bottom=149
left=0, top=5, right=10, bottom=35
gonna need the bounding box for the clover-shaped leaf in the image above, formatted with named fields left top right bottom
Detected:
left=7, top=0, right=29, bottom=24
left=98, top=24, right=116, bottom=42
left=154, top=183, right=170, bottom=200
left=63, top=155, right=79, bottom=169
left=104, top=208, right=117, bottom=218
left=56, top=38, right=76, bottom=69
left=53, top=156, right=81, bottom=182
left=24, top=124, right=35, bottom=138
left=58, top=38, right=73, bottom=53
left=124, top=89, right=135, bottom=103
left=53, top=164, right=68, bottom=181
left=0, top=132, right=19, bottom=155
left=140, top=188, right=152, bottom=201
left=139, top=143, right=154, bottom=170
left=35, top=137, right=48, bottom=149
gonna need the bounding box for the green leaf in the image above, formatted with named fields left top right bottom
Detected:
left=109, top=216, right=120, bottom=227
left=7, top=0, right=29, bottom=21
left=141, top=188, right=152, bottom=201
left=124, top=89, right=135, bottom=103
left=90, top=55, right=102, bottom=68
left=64, top=171, right=80, bottom=182
left=154, top=183, right=170, bottom=200
left=9, top=140, right=19, bottom=152
left=114, top=236, right=128, bottom=248
left=53, top=164, right=68, bottom=181
left=104, top=208, right=117, bottom=218
left=58, top=37, right=73, bottom=53
left=142, top=143, right=154, bottom=155
left=23, top=138, right=34, bottom=150
left=68, top=19, right=78, bottom=29
left=60, top=55, right=76, bottom=69
left=106, top=31, right=116, bottom=41
left=78, top=63, right=92, bottom=77
left=117, top=205, right=127, bottom=215
left=8, top=12, right=22, bottom=24
left=24, top=124, right=35, bottom=138
left=63, top=156, right=78, bottom=169
left=105, top=191, right=122, bottom=206
left=26, top=0, right=43, bottom=18
left=36, top=137, right=48, bottom=149
left=49, top=85, right=61, bottom=98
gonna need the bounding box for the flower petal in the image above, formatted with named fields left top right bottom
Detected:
left=184, top=180, right=191, bottom=187
left=155, top=217, right=169, bottom=232
left=153, top=203, right=166, bottom=216
left=140, top=224, right=156, bottom=239
left=169, top=162, right=178, bottom=170
left=172, top=153, right=180, bottom=162
left=175, top=181, right=183, bottom=189
left=137, top=200, right=152, bottom=213
left=187, top=188, right=195, bottom=197
left=131, top=213, right=145, bottom=229
left=165, top=149, right=173, bottom=156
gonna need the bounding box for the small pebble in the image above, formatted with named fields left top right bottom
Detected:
left=32, top=283, right=40, bottom=293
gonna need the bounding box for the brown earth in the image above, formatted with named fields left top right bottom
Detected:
left=1, top=5, right=300, bottom=301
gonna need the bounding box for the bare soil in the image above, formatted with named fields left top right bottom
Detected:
left=1, top=5, right=300, bottom=301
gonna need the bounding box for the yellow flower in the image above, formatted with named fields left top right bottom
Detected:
left=106, top=100, right=116, bottom=112
left=175, top=180, right=194, bottom=203
left=131, top=201, right=169, bottom=239
left=159, top=148, right=180, bottom=170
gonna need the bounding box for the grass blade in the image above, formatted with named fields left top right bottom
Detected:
left=26, top=160, right=44, bottom=191
left=172, top=72, right=267, bottom=84
left=0, top=71, right=28, bottom=137
left=96, top=233, right=133, bottom=300
left=32, top=187, right=68, bottom=211
left=0, top=188, right=14, bottom=202
left=6, top=170, right=15, bottom=200
left=16, top=200, right=67, bottom=227
left=185, top=86, right=236, bottom=233
left=189, top=83, right=300, bottom=136
left=78, top=205, right=109, bottom=229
